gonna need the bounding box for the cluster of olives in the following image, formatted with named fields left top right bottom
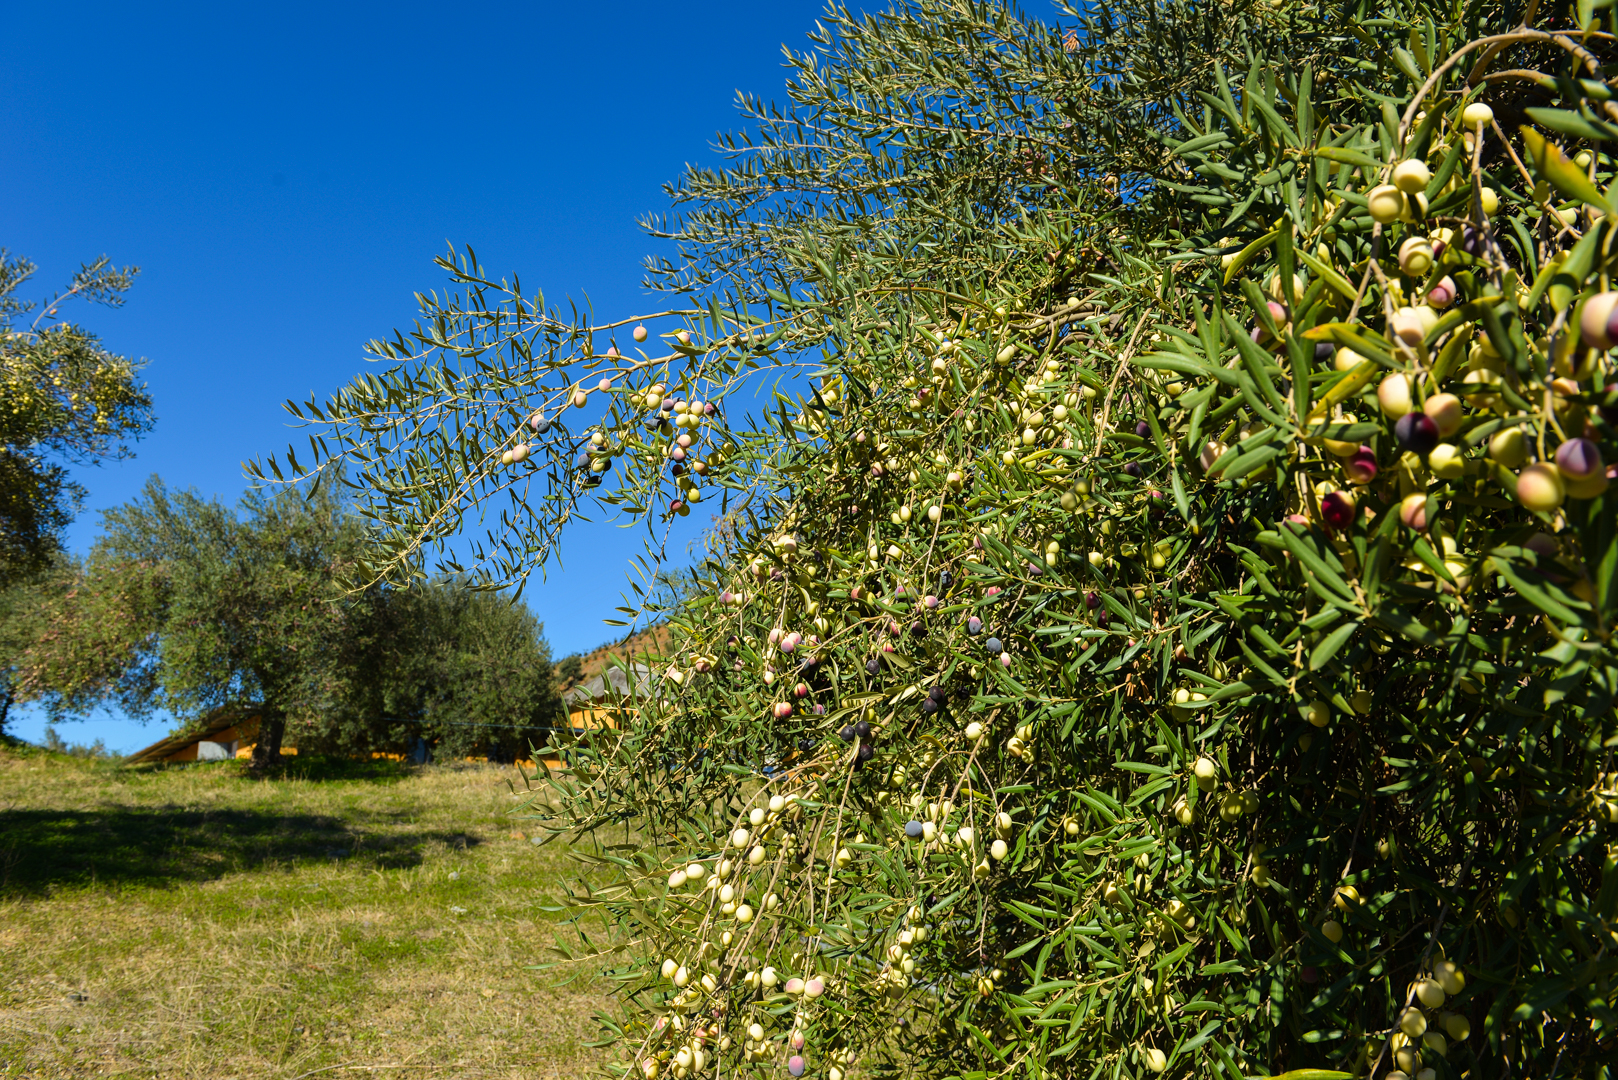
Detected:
left=1371, top=960, right=1470, bottom=1080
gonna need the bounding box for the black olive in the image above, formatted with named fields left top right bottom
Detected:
left=854, top=719, right=872, bottom=740
left=839, top=725, right=856, bottom=743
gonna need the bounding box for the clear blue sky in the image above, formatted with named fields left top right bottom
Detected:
left=2, top=0, right=867, bottom=751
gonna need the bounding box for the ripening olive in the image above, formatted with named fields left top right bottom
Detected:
left=1433, top=959, right=1465, bottom=996
left=1321, top=490, right=1356, bottom=530
left=1516, top=463, right=1565, bottom=513
left=1488, top=427, right=1528, bottom=467
left=1399, top=492, right=1430, bottom=530
left=1368, top=184, right=1405, bottom=224
left=1398, top=236, right=1434, bottom=276
left=1428, top=443, right=1465, bottom=479
left=1555, top=437, right=1604, bottom=481
left=1393, top=159, right=1431, bottom=194
left=1581, top=291, right=1618, bottom=350
left=1378, top=373, right=1414, bottom=418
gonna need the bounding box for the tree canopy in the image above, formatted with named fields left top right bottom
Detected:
left=7, top=477, right=564, bottom=765
left=0, top=250, right=154, bottom=587
left=252, top=0, right=1618, bottom=1077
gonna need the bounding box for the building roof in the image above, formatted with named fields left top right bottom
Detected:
left=559, top=625, right=671, bottom=694
left=563, top=663, right=659, bottom=704
left=125, top=706, right=258, bottom=764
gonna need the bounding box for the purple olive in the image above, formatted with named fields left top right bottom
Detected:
left=1320, top=490, right=1356, bottom=531
left=855, top=719, right=872, bottom=740
left=1555, top=437, right=1604, bottom=480
left=920, top=697, right=938, bottom=714
left=1085, top=591, right=1099, bottom=610
left=1314, top=341, right=1335, bottom=362
left=1124, top=461, right=1143, bottom=478
left=924, top=594, right=939, bottom=610
left=1344, top=448, right=1378, bottom=485
left=985, top=637, right=1004, bottom=655
left=1395, top=412, right=1439, bottom=455
left=1136, top=420, right=1152, bottom=439
left=967, top=616, right=983, bottom=635
left=856, top=743, right=874, bottom=762
left=661, top=398, right=676, bottom=412
left=927, top=685, right=946, bottom=703
left=789, top=1058, right=806, bottom=1078
left=1461, top=224, right=1487, bottom=256
left=866, top=657, right=882, bottom=675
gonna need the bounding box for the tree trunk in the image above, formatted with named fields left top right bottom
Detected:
left=0, top=676, right=12, bottom=740
left=250, top=709, right=286, bottom=772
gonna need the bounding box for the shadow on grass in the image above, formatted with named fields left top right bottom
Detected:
left=0, top=798, right=482, bottom=898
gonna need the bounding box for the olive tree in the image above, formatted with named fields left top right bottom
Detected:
left=256, top=0, right=1618, bottom=1077
left=0, top=250, right=154, bottom=587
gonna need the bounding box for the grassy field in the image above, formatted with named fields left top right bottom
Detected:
left=0, top=745, right=612, bottom=1079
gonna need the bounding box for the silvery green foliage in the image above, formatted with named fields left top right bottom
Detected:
left=0, top=250, right=153, bottom=586
left=262, top=0, right=1618, bottom=1077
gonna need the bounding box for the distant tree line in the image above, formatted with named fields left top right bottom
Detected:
left=0, top=476, right=565, bottom=767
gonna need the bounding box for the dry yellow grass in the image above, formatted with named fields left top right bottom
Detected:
left=0, top=747, right=614, bottom=1079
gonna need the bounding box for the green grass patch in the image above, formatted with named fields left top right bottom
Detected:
left=0, top=746, right=610, bottom=1078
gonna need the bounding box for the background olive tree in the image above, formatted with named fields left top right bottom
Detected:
left=9, top=477, right=564, bottom=764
